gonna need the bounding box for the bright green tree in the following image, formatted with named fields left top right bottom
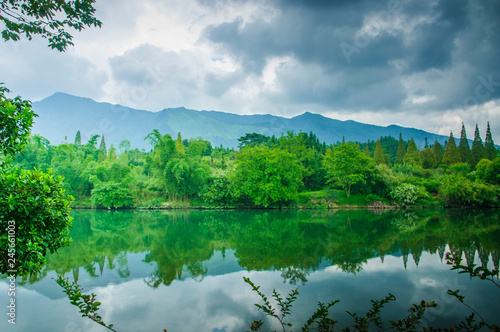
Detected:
left=164, top=157, right=210, bottom=199
left=475, top=158, right=500, bottom=185
left=232, top=146, right=303, bottom=206
left=403, top=138, right=422, bottom=166
left=485, top=122, right=496, bottom=160
left=324, top=142, right=373, bottom=197
left=0, top=87, right=72, bottom=275
left=175, top=132, right=185, bottom=155
left=442, top=132, right=461, bottom=165
left=91, top=182, right=133, bottom=208
left=471, top=124, right=485, bottom=166
left=373, top=138, right=386, bottom=165
left=395, top=133, right=406, bottom=165
left=458, top=123, right=473, bottom=167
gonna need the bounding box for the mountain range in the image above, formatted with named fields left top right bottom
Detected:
left=31, top=93, right=450, bottom=150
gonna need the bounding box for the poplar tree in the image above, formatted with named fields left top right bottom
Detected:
left=395, top=133, right=406, bottom=165
left=485, top=122, right=496, bottom=160
left=373, top=139, right=386, bottom=165
left=99, top=135, right=107, bottom=155
left=458, top=123, right=473, bottom=166
left=403, top=138, right=422, bottom=166
left=433, top=138, right=443, bottom=165
left=442, top=132, right=461, bottom=165
left=364, top=145, right=371, bottom=158
left=471, top=124, right=485, bottom=166
left=74, top=130, right=81, bottom=146
left=176, top=132, right=185, bottom=155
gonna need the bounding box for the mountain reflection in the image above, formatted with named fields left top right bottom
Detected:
left=19, top=209, right=500, bottom=287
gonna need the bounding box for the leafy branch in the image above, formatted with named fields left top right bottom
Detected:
left=445, top=252, right=500, bottom=288
left=244, top=276, right=299, bottom=331
left=55, top=275, right=117, bottom=332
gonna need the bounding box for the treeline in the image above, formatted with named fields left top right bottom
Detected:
left=12, top=123, right=500, bottom=208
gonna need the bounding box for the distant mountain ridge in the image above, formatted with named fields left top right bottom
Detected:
left=31, top=92, right=450, bottom=150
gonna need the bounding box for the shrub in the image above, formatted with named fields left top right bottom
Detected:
left=390, top=183, right=421, bottom=205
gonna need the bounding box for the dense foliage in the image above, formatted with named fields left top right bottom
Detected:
left=10, top=124, right=500, bottom=209
left=1, top=88, right=73, bottom=275
left=1, top=0, right=100, bottom=275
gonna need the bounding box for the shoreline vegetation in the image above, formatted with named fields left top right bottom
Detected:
left=12, top=124, right=500, bottom=211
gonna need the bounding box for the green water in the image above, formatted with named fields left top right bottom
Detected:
left=2, top=209, right=500, bottom=331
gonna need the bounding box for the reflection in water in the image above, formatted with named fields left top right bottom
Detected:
left=4, top=209, right=500, bottom=331
left=20, top=209, right=500, bottom=287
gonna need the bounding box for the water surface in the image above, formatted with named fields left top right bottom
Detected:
left=1, top=209, right=499, bottom=331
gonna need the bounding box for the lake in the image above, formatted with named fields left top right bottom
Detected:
left=1, top=209, right=500, bottom=331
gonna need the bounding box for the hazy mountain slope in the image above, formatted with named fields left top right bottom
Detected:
left=31, top=93, right=450, bottom=150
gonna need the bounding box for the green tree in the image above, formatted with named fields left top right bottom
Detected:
left=0, top=0, right=102, bottom=51
left=373, top=138, right=386, bottom=165
left=278, top=132, right=326, bottom=190
left=475, top=158, right=500, bottom=185
left=232, top=147, right=303, bottom=206
left=99, top=135, right=107, bottom=155
left=364, top=145, right=371, bottom=158
left=108, top=145, right=117, bottom=160
left=0, top=86, right=36, bottom=160
left=458, top=123, right=473, bottom=167
left=485, top=122, right=496, bottom=160
left=164, top=157, right=210, bottom=199
left=0, top=168, right=73, bottom=274
left=442, top=133, right=461, bottom=165
left=395, top=133, right=406, bottom=165
left=175, top=132, right=185, bottom=155
left=74, top=130, right=82, bottom=146
left=1, top=0, right=101, bottom=275
left=118, top=140, right=131, bottom=153
left=324, top=142, right=373, bottom=197
left=237, top=133, right=270, bottom=149
left=433, top=138, right=444, bottom=165
left=421, top=148, right=437, bottom=169
left=471, top=124, right=485, bottom=166
left=91, top=182, right=133, bottom=208
left=403, top=138, right=422, bottom=166
left=186, top=137, right=212, bottom=157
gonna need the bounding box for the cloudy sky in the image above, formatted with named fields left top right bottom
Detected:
left=1, top=0, right=500, bottom=140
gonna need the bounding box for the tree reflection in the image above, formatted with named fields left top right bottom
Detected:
left=22, top=209, right=499, bottom=287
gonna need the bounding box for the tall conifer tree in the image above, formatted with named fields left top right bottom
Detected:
left=364, top=145, right=371, bottom=158
left=433, top=138, right=443, bottom=165
left=442, top=132, right=461, bottom=165
left=458, top=123, right=473, bottom=166
left=176, top=132, right=185, bottom=155
left=373, top=139, right=386, bottom=165
left=471, top=124, right=485, bottom=166
left=395, top=133, right=406, bottom=165
left=485, top=122, right=496, bottom=160
left=403, top=138, right=422, bottom=166
left=99, top=135, right=107, bottom=155
left=74, top=130, right=81, bottom=146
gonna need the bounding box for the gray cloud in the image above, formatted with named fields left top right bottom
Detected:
left=202, top=0, right=500, bottom=112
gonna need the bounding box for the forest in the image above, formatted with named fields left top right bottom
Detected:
left=11, top=122, right=500, bottom=209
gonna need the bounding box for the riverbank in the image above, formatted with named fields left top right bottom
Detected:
left=70, top=189, right=470, bottom=210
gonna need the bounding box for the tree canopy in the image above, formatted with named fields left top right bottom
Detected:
left=0, top=0, right=102, bottom=51
left=324, top=142, right=373, bottom=197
